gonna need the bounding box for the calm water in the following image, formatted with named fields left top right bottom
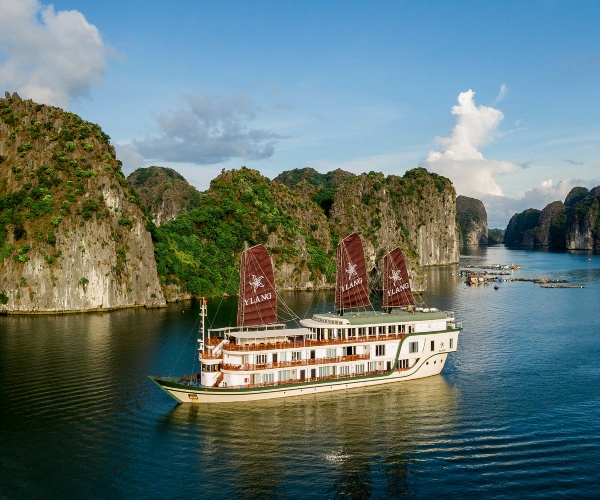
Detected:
left=2, top=246, right=600, bottom=498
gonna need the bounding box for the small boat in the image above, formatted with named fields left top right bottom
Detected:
left=494, top=285, right=499, bottom=290
left=149, top=233, right=462, bottom=404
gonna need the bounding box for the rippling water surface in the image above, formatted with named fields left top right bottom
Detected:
left=2, top=246, right=600, bottom=498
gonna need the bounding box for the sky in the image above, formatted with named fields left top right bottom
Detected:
left=1, top=0, right=599, bottom=228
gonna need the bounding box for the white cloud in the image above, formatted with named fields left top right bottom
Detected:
left=421, top=89, right=520, bottom=197
left=0, top=0, right=107, bottom=108
left=131, top=91, right=283, bottom=165
left=482, top=178, right=589, bottom=228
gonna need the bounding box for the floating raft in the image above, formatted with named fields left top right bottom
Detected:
left=540, top=285, right=585, bottom=289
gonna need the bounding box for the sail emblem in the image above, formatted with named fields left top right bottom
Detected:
left=249, top=274, right=265, bottom=293
left=346, top=262, right=358, bottom=278
left=390, top=269, right=404, bottom=284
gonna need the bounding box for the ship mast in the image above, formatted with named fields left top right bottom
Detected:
left=198, top=297, right=207, bottom=359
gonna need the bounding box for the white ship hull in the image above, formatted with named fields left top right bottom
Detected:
left=150, top=325, right=459, bottom=404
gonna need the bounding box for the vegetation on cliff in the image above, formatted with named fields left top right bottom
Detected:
left=0, top=94, right=462, bottom=309
left=456, top=195, right=488, bottom=246
left=151, top=167, right=333, bottom=300
left=127, top=166, right=202, bottom=225
left=488, top=228, right=505, bottom=244
left=0, top=92, right=164, bottom=311
left=273, top=167, right=355, bottom=217
left=504, top=186, right=600, bottom=249
left=150, top=166, right=459, bottom=300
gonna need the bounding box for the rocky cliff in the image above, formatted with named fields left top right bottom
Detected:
left=537, top=201, right=566, bottom=247
left=565, top=187, right=600, bottom=250
left=0, top=92, right=165, bottom=313
left=504, top=209, right=542, bottom=247
left=153, top=167, right=460, bottom=300
left=504, top=186, right=599, bottom=250
left=456, top=195, right=488, bottom=245
left=329, top=169, right=459, bottom=269
left=127, top=166, right=202, bottom=225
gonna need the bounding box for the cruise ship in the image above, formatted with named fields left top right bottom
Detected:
left=150, top=232, right=462, bottom=403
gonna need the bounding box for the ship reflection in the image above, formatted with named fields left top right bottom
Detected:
left=161, top=375, right=459, bottom=497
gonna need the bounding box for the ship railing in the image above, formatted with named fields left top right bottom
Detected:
left=217, top=368, right=391, bottom=390
left=199, top=351, right=224, bottom=360
left=221, top=353, right=370, bottom=372
left=224, top=334, right=406, bottom=352
left=206, top=337, right=224, bottom=347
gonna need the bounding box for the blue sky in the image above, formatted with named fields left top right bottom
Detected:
left=1, top=0, right=599, bottom=227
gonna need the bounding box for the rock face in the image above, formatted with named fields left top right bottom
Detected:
left=127, top=166, right=202, bottom=225
left=537, top=201, right=566, bottom=247
left=154, top=167, right=461, bottom=300
left=456, top=195, right=488, bottom=245
left=329, top=169, right=459, bottom=269
left=504, top=186, right=599, bottom=250
left=565, top=187, right=600, bottom=250
left=504, top=209, right=542, bottom=247
left=0, top=93, right=165, bottom=312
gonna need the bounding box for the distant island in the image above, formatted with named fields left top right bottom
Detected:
left=504, top=187, right=600, bottom=250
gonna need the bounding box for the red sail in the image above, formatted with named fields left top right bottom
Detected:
left=237, top=245, right=277, bottom=327
left=382, top=247, right=415, bottom=308
left=335, top=232, right=371, bottom=312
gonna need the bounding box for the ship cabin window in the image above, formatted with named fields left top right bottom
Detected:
left=431, top=340, right=435, bottom=351
left=310, top=350, right=316, bottom=360
left=340, top=365, right=350, bottom=375
left=345, top=346, right=356, bottom=356
left=398, top=359, right=409, bottom=369
left=272, top=353, right=278, bottom=363
left=263, top=373, right=274, bottom=383
left=280, top=352, right=286, bottom=362
left=291, top=351, right=301, bottom=361
left=450, top=338, right=454, bottom=349
left=326, top=348, right=337, bottom=359
left=319, top=366, right=331, bottom=377
left=279, top=370, right=291, bottom=382
left=368, top=362, right=376, bottom=372
left=368, top=327, right=375, bottom=337
left=358, top=327, right=366, bottom=337
left=389, top=325, right=397, bottom=334
left=409, top=341, right=419, bottom=353
left=256, top=354, right=267, bottom=365
left=376, top=344, right=386, bottom=356
left=378, top=326, right=385, bottom=336
left=356, top=364, right=365, bottom=374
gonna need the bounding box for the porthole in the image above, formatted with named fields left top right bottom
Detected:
left=426, top=362, right=429, bottom=365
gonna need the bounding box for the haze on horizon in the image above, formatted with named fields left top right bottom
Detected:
left=1, top=0, right=598, bottom=228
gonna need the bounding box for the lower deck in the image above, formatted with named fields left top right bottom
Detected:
left=150, top=349, right=450, bottom=403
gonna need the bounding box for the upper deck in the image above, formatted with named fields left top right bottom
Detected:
left=301, top=309, right=449, bottom=328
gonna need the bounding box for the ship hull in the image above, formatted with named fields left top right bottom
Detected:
left=150, top=351, right=450, bottom=404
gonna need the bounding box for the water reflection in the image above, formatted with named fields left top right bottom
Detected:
left=160, top=375, right=459, bottom=497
